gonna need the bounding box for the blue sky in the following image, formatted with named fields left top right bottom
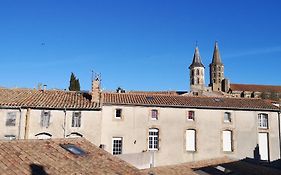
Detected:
left=0, top=0, right=281, bottom=91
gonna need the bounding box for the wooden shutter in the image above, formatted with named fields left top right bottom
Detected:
left=258, top=133, right=269, bottom=160
left=186, top=130, right=195, bottom=151
left=223, top=130, right=232, bottom=152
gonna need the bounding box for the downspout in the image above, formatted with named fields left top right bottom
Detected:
left=17, top=107, right=22, bottom=139
left=63, top=107, right=67, bottom=138
left=24, top=108, right=31, bottom=139
left=278, top=99, right=281, bottom=159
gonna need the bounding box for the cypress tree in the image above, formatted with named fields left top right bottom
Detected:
left=69, top=72, right=81, bottom=91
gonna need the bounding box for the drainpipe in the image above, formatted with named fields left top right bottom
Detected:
left=63, top=107, right=67, bottom=138
left=279, top=99, right=281, bottom=159
left=17, top=107, right=22, bottom=139
left=24, top=108, right=31, bottom=139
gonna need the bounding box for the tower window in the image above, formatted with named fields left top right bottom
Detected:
left=196, top=69, right=200, bottom=75
left=197, top=78, right=200, bottom=84
left=213, top=79, right=216, bottom=83
left=191, top=78, right=194, bottom=85
left=191, top=70, right=194, bottom=76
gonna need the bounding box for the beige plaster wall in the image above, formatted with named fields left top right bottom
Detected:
left=101, top=105, right=280, bottom=167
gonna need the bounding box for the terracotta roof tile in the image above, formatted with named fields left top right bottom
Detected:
left=231, top=84, right=281, bottom=93
left=0, top=88, right=100, bottom=110
left=0, top=138, right=142, bottom=175
left=141, top=157, right=281, bottom=175
left=103, top=92, right=278, bottom=111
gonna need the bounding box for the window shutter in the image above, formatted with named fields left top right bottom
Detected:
left=186, top=130, right=195, bottom=151
left=41, top=111, right=44, bottom=127
left=72, top=112, right=75, bottom=127
left=223, top=130, right=232, bottom=152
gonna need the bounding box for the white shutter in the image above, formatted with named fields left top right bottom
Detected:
left=223, top=131, right=232, bottom=152
left=258, top=133, right=269, bottom=160
left=186, top=130, right=195, bottom=151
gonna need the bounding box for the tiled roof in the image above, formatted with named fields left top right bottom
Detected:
left=141, top=157, right=281, bottom=175
left=231, top=83, right=281, bottom=93
left=103, top=92, right=278, bottom=111
left=0, top=88, right=100, bottom=110
left=0, top=138, right=142, bottom=175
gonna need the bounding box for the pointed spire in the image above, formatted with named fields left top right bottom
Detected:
left=212, top=41, right=222, bottom=64
left=189, top=46, right=204, bottom=69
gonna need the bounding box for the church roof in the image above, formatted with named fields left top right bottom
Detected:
left=189, top=47, right=205, bottom=68
left=0, top=87, right=101, bottom=110
left=103, top=92, right=278, bottom=111
left=211, top=41, right=223, bottom=65
left=230, top=83, right=281, bottom=93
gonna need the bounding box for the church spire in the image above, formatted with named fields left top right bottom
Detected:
left=189, top=46, right=204, bottom=69
left=211, top=41, right=222, bottom=64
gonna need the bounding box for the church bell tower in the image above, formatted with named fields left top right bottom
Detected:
left=209, top=41, right=224, bottom=91
left=189, top=46, right=205, bottom=92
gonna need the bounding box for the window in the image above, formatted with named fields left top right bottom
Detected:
left=72, top=112, right=81, bottom=127
left=6, top=112, right=16, bottom=126
left=222, top=130, right=232, bottom=152
left=112, top=137, right=123, bottom=155
left=148, top=128, right=159, bottom=151
left=197, top=78, right=200, bottom=84
left=151, top=109, right=158, bottom=120
left=41, top=110, right=50, bottom=128
left=186, top=129, right=196, bottom=151
left=191, top=78, right=194, bottom=85
left=4, top=135, right=16, bottom=140
left=187, top=111, right=195, bottom=121
left=191, top=70, right=194, bottom=76
left=196, top=69, right=200, bottom=75
left=224, top=112, right=231, bottom=123
left=115, top=109, right=122, bottom=119
left=60, top=144, right=86, bottom=156
left=258, top=113, right=268, bottom=129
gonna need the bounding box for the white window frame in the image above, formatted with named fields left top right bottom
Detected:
left=258, top=113, right=268, bottom=129
left=112, top=137, right=122, bottom=155
left=222, top=130, right=232, bottom=152
left=6, top=112, right=16, bottom=126
left=4, top=135, right=16, bottom=140
left=151, top=109, right=158, bottom=120
left=41, top=110, right=51, bottom=128
left=72, top=112, right=81, bottom=127
left=224, top=112, right=231, bottom=123
left=187, top=111, right=195, bottom=121
left=115, top=109, right=122, bottom=119
left=186, top=129, right=196, bottom=151
left=148, top=128, right=159, bottom=151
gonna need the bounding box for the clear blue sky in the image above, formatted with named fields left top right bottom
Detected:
left=0, top=0, right=281, bottom=91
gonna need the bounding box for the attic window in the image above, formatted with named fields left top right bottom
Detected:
left=146, top=96, right=154, bottom=100
left=214, top=98, right=222, bottom=102
left=60, top=144, right=86, bottom=156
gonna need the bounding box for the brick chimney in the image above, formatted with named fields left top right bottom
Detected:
left=91, top=73, right=101, bottom=103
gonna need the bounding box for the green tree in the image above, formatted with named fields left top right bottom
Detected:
left=68, top=72, right=81, bottom=91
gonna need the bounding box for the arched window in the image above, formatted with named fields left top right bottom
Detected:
left=66, top=132, right=83, bottom=138
left=148, top=128, right=159, bottom=151
left=191, top=78, right=194, bottom=85
left=35, top=132, right=52, bottom=140
left=196, top=69, right=200, bottom=75
left=191, top=70, right=194, bottom=76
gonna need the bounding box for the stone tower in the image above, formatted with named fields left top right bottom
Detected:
left=189, top=46, right=205, bottom=92
left=209, top=41, right=224, bottom=91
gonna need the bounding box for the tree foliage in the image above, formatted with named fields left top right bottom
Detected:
left=68, top=72, right=80, bottom=91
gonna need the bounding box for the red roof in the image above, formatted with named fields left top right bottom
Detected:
left=231, top=84, right=281, bottom=93
left=103, top=92, right=278, bottom=111
left=0, top=88, right=100, bottom=109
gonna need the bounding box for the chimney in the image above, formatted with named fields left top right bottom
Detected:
left=43, top=84, right=47, bottom=92
left=91, top=73, right=101, bottom=103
